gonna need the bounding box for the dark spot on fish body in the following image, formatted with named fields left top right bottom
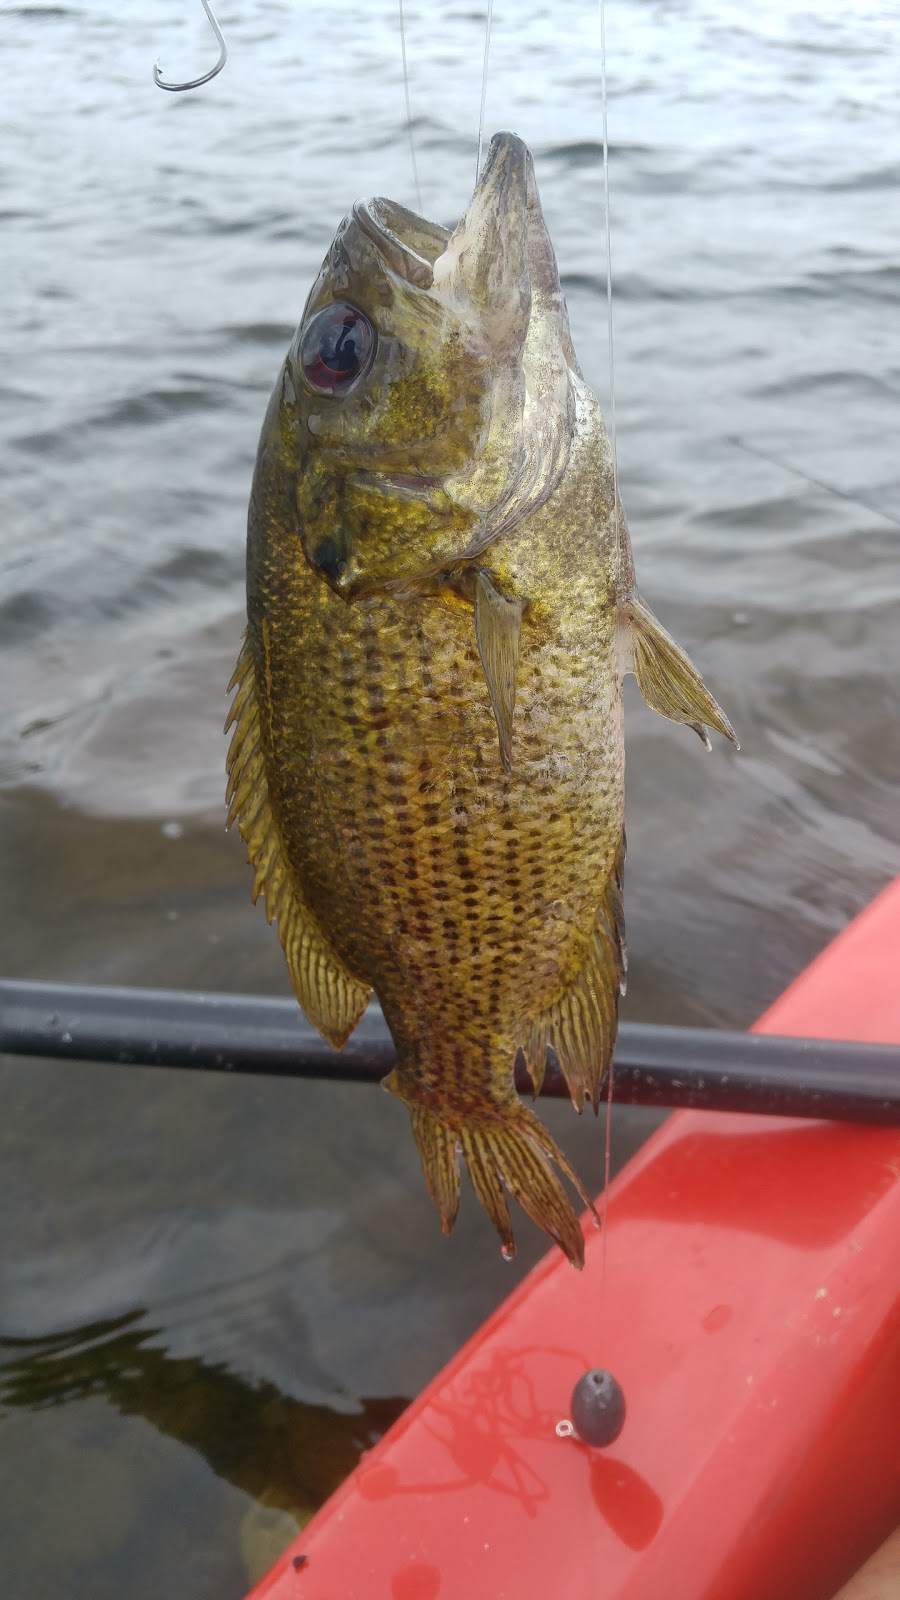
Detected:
left=309, top=537, right=345, bottom=584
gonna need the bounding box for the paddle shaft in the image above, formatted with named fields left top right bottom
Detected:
left=2, top=979, right=899, bottom=1124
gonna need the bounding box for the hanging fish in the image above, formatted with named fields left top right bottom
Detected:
left=226, top=132, right=736, bottom=1267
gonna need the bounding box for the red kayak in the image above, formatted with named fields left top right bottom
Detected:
left=247, top=881, right=900, bottom=1600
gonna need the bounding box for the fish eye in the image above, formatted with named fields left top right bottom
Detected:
left=299, top=302, right=376, bottom=395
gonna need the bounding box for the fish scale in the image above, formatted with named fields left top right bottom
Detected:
left=266, top=573, right=614, bottom=1054
left=227, top=132, right=736, bottom=1264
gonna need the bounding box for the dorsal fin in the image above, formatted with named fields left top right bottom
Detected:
left=522, top=832, right=627, bottom=1113
left=225, top=634, right=371, bottom=1049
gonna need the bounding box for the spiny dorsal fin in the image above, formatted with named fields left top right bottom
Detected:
left=621, top=595, right=739, bottom=750
left=523, top=832, right=627, bottom=1113
left=225, top=633, right=371, bottom=1048
left=473, top=567, right=524, bottom=774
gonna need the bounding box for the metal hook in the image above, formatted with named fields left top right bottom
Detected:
left=154, top=0, right=228, bottom=93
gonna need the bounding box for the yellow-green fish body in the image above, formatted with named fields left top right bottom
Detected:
left=227, top=133, right=735, bottom=1266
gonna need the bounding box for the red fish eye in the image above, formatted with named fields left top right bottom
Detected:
left=299, top=302, right=376, bottom=394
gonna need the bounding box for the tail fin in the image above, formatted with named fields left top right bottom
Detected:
left=397, top=1086, right=597, bottom=1268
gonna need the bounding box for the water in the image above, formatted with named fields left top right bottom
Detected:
left=2, top=2, right=899, bottom=1595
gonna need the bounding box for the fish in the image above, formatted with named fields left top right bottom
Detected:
left=226, top=131, right=737, bottom=1267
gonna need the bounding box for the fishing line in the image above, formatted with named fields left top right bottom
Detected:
left=598, top=0, right=619, bottom=1301
left=728, top=434, right=900, bottom=530
left=599, top=0, right=621, bottom=574
left=398, top=0, right=423, bottom=211
left=475, top=0, right=495, bottom=182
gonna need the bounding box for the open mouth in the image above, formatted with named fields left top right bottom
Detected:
left=353, top=134, right=531, bottom=294
left=353, top=198, right=450, bottom=289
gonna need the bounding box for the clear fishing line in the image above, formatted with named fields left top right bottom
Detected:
left=599, top=0, right=621, bottom=574
left=598, top=0, right=619, bottom=1297
left=398, top=0, right=423, bottom=211
left=476, top=0, right=495, bottom=181
left=729, top=434, right=900, bottom=530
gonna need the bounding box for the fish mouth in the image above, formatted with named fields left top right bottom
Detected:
left=472, top=131, right=531, bottom=218
left=353, top=132, right=532, bottom=291
left=353, top=198, right=450, bottom=289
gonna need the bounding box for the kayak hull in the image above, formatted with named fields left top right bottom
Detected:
left=247, top=880, right=900, bottom=1600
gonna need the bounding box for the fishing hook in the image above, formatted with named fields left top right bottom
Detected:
left=154, top=0, right=228, bottom=93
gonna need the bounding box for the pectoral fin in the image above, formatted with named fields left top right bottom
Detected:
left=621, top=595, right=739, bottom=750
left=474, top=567, right=524, bottom=773
left=226, top=634, right=371, bottom=1048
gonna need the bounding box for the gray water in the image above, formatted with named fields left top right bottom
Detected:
left=2, top=2, right=899, bottom=1596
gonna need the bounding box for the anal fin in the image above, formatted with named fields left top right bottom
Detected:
left=225, top=634, right=371, bottom=1049
left=622, top=594, right=739, bottom=750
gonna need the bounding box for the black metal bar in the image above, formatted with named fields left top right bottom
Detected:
left=2, top=978, right=899, bottom=1125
